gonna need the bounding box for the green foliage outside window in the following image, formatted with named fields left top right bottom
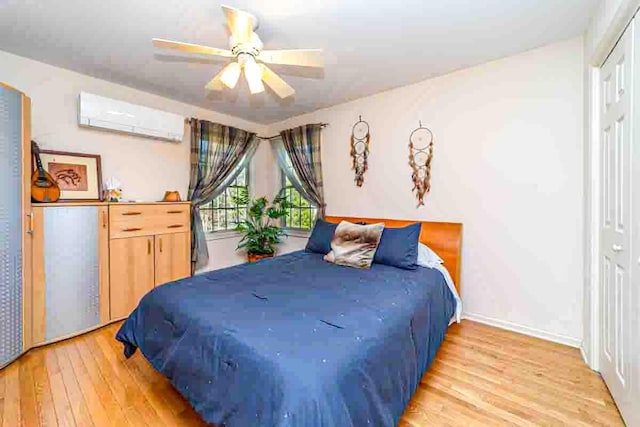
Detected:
left=280, top=175, right=316, bottom=231
left=200, top=168, right=249, bottom=232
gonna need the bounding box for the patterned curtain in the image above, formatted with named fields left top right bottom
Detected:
left=278, top=124, right=326, bottom=218
left=188, top=119, right=258, bottom=271
left=271, top=136, right=316, bottom=206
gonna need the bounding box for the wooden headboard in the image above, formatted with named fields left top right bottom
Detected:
left=325, top=216, right=463, bottom=294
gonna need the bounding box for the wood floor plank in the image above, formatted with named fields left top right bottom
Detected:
left=29, top=350, right=58, bottom=427
left=456, top=321, right=579, bottom=356
left=87, top=331, right=160, bottom=426
left=2, top=362, right=21, bottom=427
left=98, top=327, right=178, bottom=425
left=44, top=347, right=75, bottom=427
left=79, top=335, right=148, bottom=427
left=51, top=344, right=94, bottom=427
left=0, top=362, right=6, bottom=427
left=2, top=319, right=624, bottom=426
left=128, top=355, right=190, bottom=417
left=73, top=338, right=133, bottom=427
left=60, top=342, right=112, bottom=427
left=18, top=353, right=39, bottom=427
left=433, top=353, right=620, bottom=423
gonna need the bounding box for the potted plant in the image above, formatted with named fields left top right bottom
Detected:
left=234, top=193, right=291, bottom=262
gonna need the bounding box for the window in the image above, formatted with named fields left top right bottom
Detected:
left=200, top=167, right=250, bottom=233
left=280, top=174, right=316, bottom=231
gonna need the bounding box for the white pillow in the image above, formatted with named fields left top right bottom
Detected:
left=417, top=243, right=462, bottom=323
left=417, top=243, right=443, bottom=268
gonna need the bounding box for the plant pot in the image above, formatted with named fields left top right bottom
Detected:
left=248, top=252, right=275, bottom=263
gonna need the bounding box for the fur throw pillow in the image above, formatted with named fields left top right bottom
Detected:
left=324, top=221, right=384, bottom=269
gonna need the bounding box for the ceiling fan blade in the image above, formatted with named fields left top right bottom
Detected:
left=205, top=63, right=240, bottom=91
left=258, top=49, right=323, bottom=68
left=260, top=65, right=295, bottom=99
left=152, top=38, right=233, bottom=58
left=205, top=67, right=227, bottom=91
left=221, top=5, right=255, bottom=45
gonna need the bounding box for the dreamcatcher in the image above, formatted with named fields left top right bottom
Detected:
left=408, top=121, right=434, bottom=207
left=350, top=115, right=370, bottom=187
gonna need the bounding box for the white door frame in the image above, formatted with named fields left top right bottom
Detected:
left=585, top=1, right=640, bottom=372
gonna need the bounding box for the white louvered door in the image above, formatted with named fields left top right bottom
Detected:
left=599, top=16, right=638, bottom=425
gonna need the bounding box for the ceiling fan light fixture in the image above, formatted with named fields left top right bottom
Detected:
left=152, top=5, right=323, bottom=98
left=220, top=62, right=241, bottom=88
left=244, top=57, right=265, bottom=94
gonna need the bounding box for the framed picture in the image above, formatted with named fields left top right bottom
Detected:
left=35, top=150, right=103, bottom=201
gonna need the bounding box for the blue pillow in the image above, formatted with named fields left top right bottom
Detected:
left=305, top=219, right=338, bottom=254
left=374, top=223, right=421, bottom=269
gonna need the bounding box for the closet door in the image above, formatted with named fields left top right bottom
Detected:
left=0, top=85, right=30, bottom=368
left=599, top=16, right=637, bottom=424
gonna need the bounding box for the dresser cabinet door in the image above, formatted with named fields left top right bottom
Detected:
left=31, top=206, right=104, bottom=344
left=109, top=236, right=155, bottom=319
left=155, top=232, right=190, bottom=287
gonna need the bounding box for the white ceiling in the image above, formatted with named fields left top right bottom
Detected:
left=0, top=0, right=599, bottom=124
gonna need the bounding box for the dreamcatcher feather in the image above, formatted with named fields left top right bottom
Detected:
left=350, top=116, right=370, bottom=187
left=408, top=122, right=434, bottom=207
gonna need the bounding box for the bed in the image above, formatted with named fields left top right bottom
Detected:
left=116, top=217, right=462, bottom=426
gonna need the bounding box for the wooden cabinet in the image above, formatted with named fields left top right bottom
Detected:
left=155, top=232, right=191, bottom=287
left=108, top=202, right=191, bottom=319
left=109, top=235, right=156, bottom=319
left=28, top=201, right=190, bottom=340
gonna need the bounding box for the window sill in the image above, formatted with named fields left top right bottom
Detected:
left=205, top=230, right=242, bottom=241
left=285, top=229, right=311, bottom=239
left=205, top=229, right=309, bottom=241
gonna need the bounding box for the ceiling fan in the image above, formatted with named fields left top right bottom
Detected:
left=152, top=5, right=323, bottom=99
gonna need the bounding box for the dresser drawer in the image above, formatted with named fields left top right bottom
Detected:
left=109, top=204, right=190, bottom=239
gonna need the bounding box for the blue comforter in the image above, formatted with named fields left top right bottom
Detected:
left=116, top=251, right=455, bottom=426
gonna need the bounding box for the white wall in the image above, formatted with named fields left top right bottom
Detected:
left=0, top=49, right=270, bottom=273
left=268, top=38, right=585, bottom=345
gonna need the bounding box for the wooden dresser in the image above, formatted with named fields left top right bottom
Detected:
left=30, top=201, right=191, bottom=346
left=109, top=202, right=191, bottom=318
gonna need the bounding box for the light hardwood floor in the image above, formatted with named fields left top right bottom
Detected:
left=0, top=320, right=622, bottom=426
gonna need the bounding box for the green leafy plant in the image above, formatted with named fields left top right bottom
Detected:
left=233, top=190, right=292, bottom=256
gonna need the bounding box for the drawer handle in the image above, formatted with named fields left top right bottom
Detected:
left=122, top=211, right=142, bottom=216
left=167, top=210, right=183, bottom=214
left=122, top=227, right=142, bottom=232
left=26, top=212, right=34, bottom=235
left=168, top=224, right=183, bottom=229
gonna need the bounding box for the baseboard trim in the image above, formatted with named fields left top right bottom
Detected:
left=462, top=312, right=582, bottom=348
left=580, top=345, right=590, bottom=367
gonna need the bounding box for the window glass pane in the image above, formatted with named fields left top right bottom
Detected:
left=201, top=165, right=250, bottom=232
left=280, top=172, right=316, bottom=231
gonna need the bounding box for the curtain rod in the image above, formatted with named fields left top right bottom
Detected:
left=257, top=123, right=329, bottom=140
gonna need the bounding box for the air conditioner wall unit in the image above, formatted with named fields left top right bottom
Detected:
left=78, top=92, right=185, bottom=142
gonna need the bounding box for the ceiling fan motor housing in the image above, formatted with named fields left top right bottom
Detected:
left=230, top=32, right=263, bottom=58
